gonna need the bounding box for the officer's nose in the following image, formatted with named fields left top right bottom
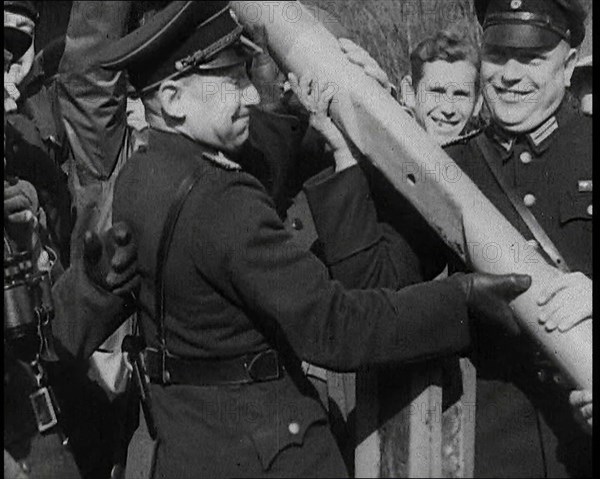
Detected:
left=242, top=82, right=261, bottom=107
left=500, top=58, right=524, bottom=86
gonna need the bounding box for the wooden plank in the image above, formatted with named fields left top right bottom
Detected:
left=355, top=367, right=380, bottom=478
left=439, top=356, right=476, bottom=478
left=406, top=368, right=443, bottom=478
left=458, top=358, right=477, bottom=478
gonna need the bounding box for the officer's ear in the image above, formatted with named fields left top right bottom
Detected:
left=157, top=80, right=186, bottom=121
left=562, top=47, right=579, bottom=88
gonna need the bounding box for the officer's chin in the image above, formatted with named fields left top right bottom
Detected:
left=223, top=129, right=249, bottom=156
left=489, top=107, right=532, bottom=134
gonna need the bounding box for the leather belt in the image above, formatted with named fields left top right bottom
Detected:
left=475, top=135, right=570, bottom=273
left=144, top=348, right=284, bottom=386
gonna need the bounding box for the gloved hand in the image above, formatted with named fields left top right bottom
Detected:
left=83, top=221, right=140, bottom=298
left=453, top=272, right=532, bottom=335
left=4, top=177, right=39, bottom=251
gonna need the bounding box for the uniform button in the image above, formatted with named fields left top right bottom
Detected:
left=523, top=194, right=536, bottom=207
left=291, top=218, right=304, bottom=230
left=587, top=204, right=593, bottom=216
left=288, top=422, right=300, bottom=435
left=537, top=369, right=548, bottom=383
left=519, top=151, right=532, bottom=164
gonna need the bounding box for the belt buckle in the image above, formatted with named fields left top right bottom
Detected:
left=245, top=350, right=281, bottom=382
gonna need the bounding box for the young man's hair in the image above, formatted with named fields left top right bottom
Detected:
left=410, top=28, right=481, bottom=90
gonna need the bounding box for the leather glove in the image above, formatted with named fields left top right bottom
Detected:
left=453, top=272, right=532, bottom=335
left=83, top=221, right=140, bottom=298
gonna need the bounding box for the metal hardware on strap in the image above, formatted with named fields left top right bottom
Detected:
left=475, top=135, right=570, bottom=273
left=155, top=166, right=205, bottom=385
left=122, top=334, right=158, bottom=440
left=245, top=349, right=281, bottom=382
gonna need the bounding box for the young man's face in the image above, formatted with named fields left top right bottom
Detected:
left=481, top=40, right=577, bottom=133
left=412, top=60, right=480, bottom=144
left=180, top=64, right=260, bottom=154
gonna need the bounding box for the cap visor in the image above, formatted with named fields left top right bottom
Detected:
left=197, top=36, right=262, bottom=71
left=483, top=24, right=562, bottom=49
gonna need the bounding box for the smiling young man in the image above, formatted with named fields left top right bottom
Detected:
left=443, top=0, right=593, bottom=476
left=402, top=29, right=483, bottom=145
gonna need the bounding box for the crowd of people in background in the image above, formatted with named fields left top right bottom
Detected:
left=4, top=1, right=592, bottom=478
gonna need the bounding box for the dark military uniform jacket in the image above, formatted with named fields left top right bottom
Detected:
left=445, top=98, right=592, bottom=478
left=113, top=129, right=474, bottom=477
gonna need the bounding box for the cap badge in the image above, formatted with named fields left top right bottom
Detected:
left=510, top=0, right=522, bottom=10
left=578, top=180, right=592, bottom=193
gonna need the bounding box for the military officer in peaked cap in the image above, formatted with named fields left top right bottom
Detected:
left=98, top=1, right=533, bottom=477
left=442, top=0, right=593, bottom=476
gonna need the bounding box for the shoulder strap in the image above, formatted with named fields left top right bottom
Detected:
left=155, top=166, right=205, bottom=383
left=474, top=134, right=570, bottom=273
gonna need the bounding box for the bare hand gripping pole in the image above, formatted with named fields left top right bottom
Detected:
left=231, top=1, right=592, bottom=392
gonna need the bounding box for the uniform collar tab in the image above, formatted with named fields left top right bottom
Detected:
left=525, top=115, right=558, bottom=153
left=202, top=151, right=242, bottom=171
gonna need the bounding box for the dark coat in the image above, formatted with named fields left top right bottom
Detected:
left=113, top=129, right=473, bottom=477
left=445, top=99, right=592, bottom=478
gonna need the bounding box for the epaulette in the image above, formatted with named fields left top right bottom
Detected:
left=441, top=127, right=484, bottom=148
left=202, top=151, right=242, bottom=171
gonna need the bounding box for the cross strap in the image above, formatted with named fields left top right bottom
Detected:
left=475, top=134, right=570, bottom=273
left=155, top=166, right=206, bottom=384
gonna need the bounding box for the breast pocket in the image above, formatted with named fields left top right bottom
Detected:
left=248, top=394, right=328, bottom=471
left=559, top=191, right=593, bottom=230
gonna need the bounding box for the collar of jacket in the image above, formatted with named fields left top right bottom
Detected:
left=485, top=95, right=578, bottom=160
left=441, top=126, right=485, bottom=148
left=147, top=128, right=242, bottom=171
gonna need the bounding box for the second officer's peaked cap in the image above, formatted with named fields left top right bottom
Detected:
left=4, top=1, right=38, bottom=59
left=98, top=1, right=261, bottom=95
left=4, top=1, right=39, bottom=23
left=475, top=0, right=587, bottom=48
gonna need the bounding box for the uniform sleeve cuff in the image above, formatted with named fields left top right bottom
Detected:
left=304, top=165, right=381, bottom=264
